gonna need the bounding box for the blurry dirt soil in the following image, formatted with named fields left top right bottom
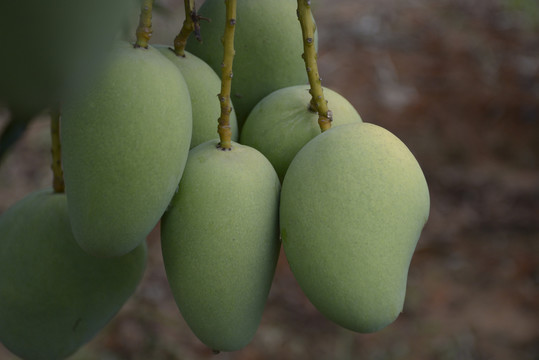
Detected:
left=0, top=0, right=538, bottom=359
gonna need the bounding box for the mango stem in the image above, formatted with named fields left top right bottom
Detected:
left=216, top=0, right=237, bottom=150
left=135, top=0, right=154, bottom=49
left=173, top=0, right=209, bottom=57
left=50, top=105, right=64, bottom=194
left=297, top=0, right=332, bottom=132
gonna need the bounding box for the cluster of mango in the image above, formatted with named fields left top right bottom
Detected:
left=0, top=0, right=429, bottom=359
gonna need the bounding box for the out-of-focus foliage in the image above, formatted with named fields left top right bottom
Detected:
left=503, top=0, right=539, bottom=29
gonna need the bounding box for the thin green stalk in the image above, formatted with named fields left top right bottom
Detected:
left=173, top=0, right=208, bottom=56
left=297, top=0, right=332, bottom=132
left=135, top=0, right=154, bottom=48
left=217, top=0, right=237, bottom=150
left=50, top=105, right=64, bottom=194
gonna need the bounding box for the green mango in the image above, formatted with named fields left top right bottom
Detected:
left=187, top=0, right=313, bottom=127
left=240, top=85, right=362, bottom=182
left=0, top=189, right=147, bottom=360
left=280, top=122, right=430, bottom=333
left=155, top=46, right=239, bottom=148
left=61, top=41, right=192, bottom=257
left=161, top=140, right=280, bottom=352
left=0, top=0, right=141, bottom=117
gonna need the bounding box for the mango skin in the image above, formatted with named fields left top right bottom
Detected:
left=187, top=0, right=313, bottom=127
left=155, top=46, right=239, bottom=148
left=161, top=140, right=280, bottom=351
left=280, top=122, right=430, bottom=333
left=61, top=41, right=192, bottom=257
left=1, top=0, right=141, bottom=117
left=0, top=189, right=147, bottom=360
left=240, top=85, right=362, bottom=182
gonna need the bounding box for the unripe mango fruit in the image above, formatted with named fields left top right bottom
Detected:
left=61, top=41, right=192, bottom=257
left=280, top=122, right=430, bottom=333
left=155, top=46, right=239, bottom=148
left=240, top=85, right=362, bottom=182
left=1, top=0, right=141, bottom=117
left=0, top=189, right=147, bottom=360
left=187, top=0, right=313, bottom=127
left=161, top=140, right=281, bottom=351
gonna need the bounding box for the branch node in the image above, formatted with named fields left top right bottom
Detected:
left=134, top=0, right=154, bottom=49
left=216, top=0, right=237, bottom=150
left=297, top=0, right=332, bottom=132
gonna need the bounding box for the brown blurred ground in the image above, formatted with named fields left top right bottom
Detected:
left=0, top=0, right=538, bottom=359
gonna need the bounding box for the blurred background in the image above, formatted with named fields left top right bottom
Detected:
left=0, top=0, right=537, bottom=359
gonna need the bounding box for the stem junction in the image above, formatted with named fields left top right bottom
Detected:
left=217, top=0, right=237, bottom=150
left=297, top=0, right=332, bottom=132
left=173, top=0, right=210, bottom=57
left=135, top=0, right=154, bottom=48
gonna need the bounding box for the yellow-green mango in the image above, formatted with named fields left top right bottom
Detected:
left=161, top=140, right=280, bottom=351
left=186, top=0, right=313, bottom=127
left=1, top=0, right=141, bottom=117
left=0, top=189, right=147, bottom=360
left=61, top=41, right=192, bottom=257
left=240, top=85, right=362, bottom=182
left=155, top=46, right=239, bottom=148
left=280, top=122, right=430, bottom=333
left=0, top=0, right=141, bottom=159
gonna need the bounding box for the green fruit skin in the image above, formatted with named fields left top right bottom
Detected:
left=1, top=0, right=141, bottom=116
left=240, top=85, right=362, bottom=182
left=61, top=41, right=192, bottom=257
left=280, top=122, right=430, bottom=333
left=0, top=189, right=147, bottom=360
left=187, top=0, right=314, bottom=127
left=161, top=140, right=281, bottom=351
left=155, top=46, right=239, bottom=148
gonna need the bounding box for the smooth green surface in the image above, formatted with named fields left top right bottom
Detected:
left=156, top=46, right=239, bottom=148
left=0, top=189, right=147, bottom=360
left=280, top=122, right=430, bottom=333
left=161, top=140, right=280, bottom=351
left=187, top=0, right=313, bottom=128
left=240, top=85, right=362, bottom=182
left=0, top=0, right=141, bottom=116
left=61, top=42, right=192, bottom=257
